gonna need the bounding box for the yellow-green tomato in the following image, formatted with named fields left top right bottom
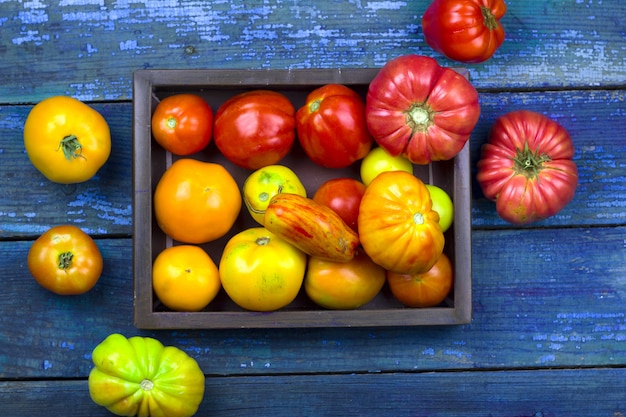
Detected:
left=243, top=164, right=307, bottom=225
left=425, top=184, right=454, bottom=232
left=88, top=333, right=205, bottom=417
left=219, top=227, right=306, bottom=311
left=360, top=146, right=413, bottom=186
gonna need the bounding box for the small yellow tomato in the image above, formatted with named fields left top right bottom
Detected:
left=152, top=245, right=221, bottom=312
left=425, top=184, right=454, bottom=233
left=243, top=164, right=306, bottom=225
left=360, top=146, right=413, bottom=186
left=23, top=96, right=111, bottom=184
left=219, top=227, right=306, bottom=312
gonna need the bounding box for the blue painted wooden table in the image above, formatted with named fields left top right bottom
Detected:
left=1, top=1, right=625, bottom=415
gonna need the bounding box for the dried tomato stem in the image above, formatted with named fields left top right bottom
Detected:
left=57, top=251, right=74, bottom=270
left=481, top=7, right=498, bottom=30
left=256, top=236, right=271, bottom=246
left=405, top=103, right=434, bottom=134
left=58, top=135, right=85, bottom=160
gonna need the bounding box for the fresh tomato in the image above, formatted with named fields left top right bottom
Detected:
left=476, top=110, right=578, bottom=224
left=360, top=146, right=414, bottom=186
left=152, top=245, right=221, bottom=312
left=422, top=0, right=507, bottom=64
left=313, top=177, right=366, bottom=233
left=296, top=84, right=373, bottom=168
left=219, top=227, right=306, bottom=311
left=153, top=159, right=242, bottom=244
left=387, top=253, right=454, bottom=308
left=366, top=54, right=480, bottom=165
left=88, top=333, right=205, bottom=417
left=425, top=184, right=454, bottom=233
left=27, top=225, right=103, bottom=295
left=358, top=171, right=444, bottom=274
left=304, top=249, right=386, bottom=310
left=151, top=94, right=213, bottom=155
left=243, top=164, right=306, bottom=225
left=214, top=90, right=296, bottom=169
left=23, top=96, right=111, bottom=184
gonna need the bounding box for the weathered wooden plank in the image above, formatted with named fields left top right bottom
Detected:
left=2, top=225, right=624, bottom=379
left=2, top=368, right=625, bottom=416
left=0, top=1, right=625, bottom=103
left=2, top=88, right=624, bottom=239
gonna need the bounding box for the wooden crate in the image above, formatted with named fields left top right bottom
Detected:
left=132, top=69, right=472, bottom=329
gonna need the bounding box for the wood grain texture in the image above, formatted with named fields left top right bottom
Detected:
left=0, top=1, right=625, bottom=103
left=2, top=368, right=625, bottom=416
left=2, top=226, right=624, bottom=379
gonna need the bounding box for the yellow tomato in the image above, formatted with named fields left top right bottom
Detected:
left=304, top=249, right=385, bottom=310
left=152, top=245, right=221, bottom=312
left=219, top=227, right=306, bottom=312
left=23, top=96, right=111, bottom=184
left=243, top=164, right=307, bottom=225
left=153, top=159, right=242, bottom=244
left=360, top=146, right=413, bottom=186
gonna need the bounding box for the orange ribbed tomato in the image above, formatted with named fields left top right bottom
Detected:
left=358, top=171, right=444, bottom=274
left=153, top=159, right=242, bottom=244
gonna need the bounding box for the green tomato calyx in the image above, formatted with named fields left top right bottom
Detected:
left=309, top=99, right=322, bottom=113
left=58, top=251, right=74, bottom=270
left=405, top=103, right=434, bottom=135
left=140, top=379, right=154, bottom=391
left=513, top=142, right=552, bottom=179
left=481, top=7, right=498, bottom=31
left=58, top=135, right=85, bottom=161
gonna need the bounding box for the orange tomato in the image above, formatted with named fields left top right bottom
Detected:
left=304, top=249, right=386, bottom=310
left=152, top=245, right=221, bottom=312
left=387, top=253, right=453, bottom=308
left=358, top=170, right=444, bottom=274
left=153, top=159, right=242, bottom=244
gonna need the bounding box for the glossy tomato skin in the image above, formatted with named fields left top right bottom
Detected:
left=313, top=177, right=366, bottom=233
left=88, top=334, right=205, bottom=417
left=387, top=253, right=454, bottom=308
left=27, top=225, right=103, bottom=295
left=23, top=96, right=111, bottom=184
left=425, top=184, right=454, bottom=233
left=366, top=54, right=480, bottom=165
left=358, top=171, right=444, bottom=275
left=476, top=110, right=578, bottom=224
left=305, top=249, right=386, bottom=310
left=422, top=0, right=506, bottom=64
left=151, top=94, right=213, bottom=155
left=360, top=146, right=414, bottom=186
left=152, top=245, right=221, bottom=312
left=154, top=159, right=242, bottom=244
left=219, top=227, right=307, bottom=312
left=296, top=84, right=373, bottom=168
left=214, top=90, right=296, bottom=169
left=243, top=164, right=307, bottom=225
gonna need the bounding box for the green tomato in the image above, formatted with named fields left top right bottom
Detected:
left=360, top=146, right=413, bottom=186
left=425, top=184, right=454, bottom=233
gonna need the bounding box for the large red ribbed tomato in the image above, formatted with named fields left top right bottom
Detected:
left=366, top=55, right=480, bottom=165
left=422, top=0, right=507, bottom=64
left=476, top=110, right=578, bottom=225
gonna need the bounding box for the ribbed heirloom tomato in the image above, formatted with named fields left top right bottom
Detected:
left=366, top=55, right=480, bottom=165
left=296, top=84, right=373, bottom=168
left=358, top=171, right=444, bottom=275
left=153, top=159, right=242, bottom=244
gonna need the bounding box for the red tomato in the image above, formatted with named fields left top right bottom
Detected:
left=387, top=253, right=453, bottom=308
left=422, top=0, right=507, bottom=64
left=366, top=55, right=480, bottom=165
left=151, top=94, right=213, bottom=155
left=296, top=84, right=373, bottom=168
left=313, top=178, right=366, bottom=233
left=27, top=225, right=103, bottom=295
left=476, top=110, right=578, bottom=225
left=214, top=90, right=296, bottom=169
